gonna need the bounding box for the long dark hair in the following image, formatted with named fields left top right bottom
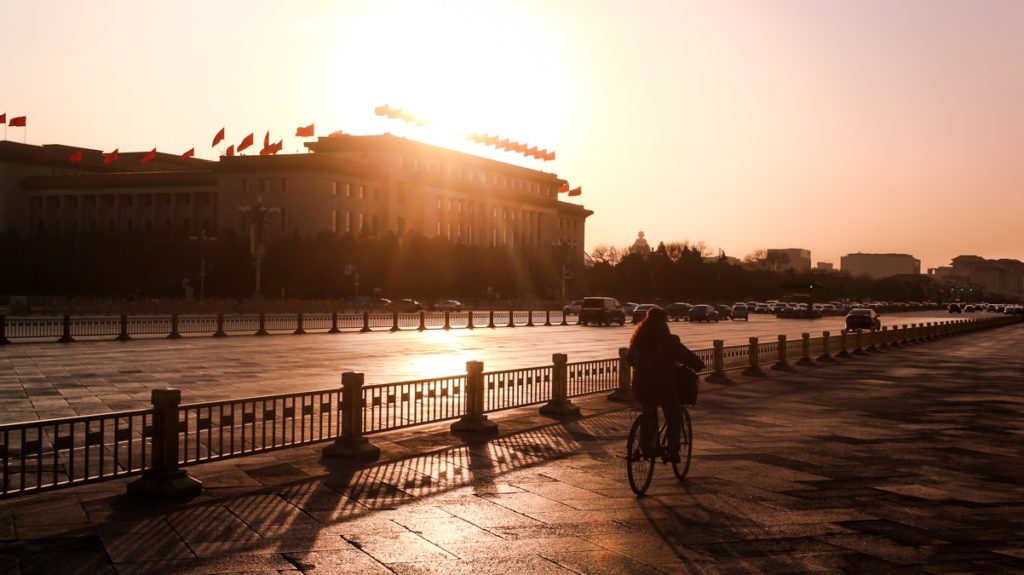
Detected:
left=630, top=307, right=669, bottom=348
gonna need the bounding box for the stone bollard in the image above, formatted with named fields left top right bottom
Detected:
left=418, top=311, right=427, bottom=332
left=168, top=313, right=182, bottom=339
left=527, top=310, right=535, bottom=327
left=743, top=337, right=766, bottom=376
left=836, top=329, right=851, bottom=358
left=360, top=312, right=371, bottom=333
left=540, top=353, right=581, bottom=417
left=487, top=310, right=496, bottom=329
left=323, top=372, right=381, bottom=459
left=58, top=314, right=75, bottom=343
left=116, top=313, right=132, bottom=342
left=796, top=333, right=815, bottom=366
left=507, top=311, right=516, bottom=328
left=328, top=311, right=341, bottom=334
left=865, top=329, right=878, bottom=352
left=772, top=334, right=794, bottom=371
left=0, top=315, right=8, bottom=345
left=900, top=324, right=910, bottom=345
left=294, top=312, right=306, bottom=335
left=214, top=312, right=227, bottom=337
left=879, top=326, right=889, bottom=349
left=608, top=347, right=634, bottom=402
left=451, top=361, right=498, bottom=433
left=544, top=310, right=552, bottom=327
left=852, top=329, right=866, bottom=355
left=444, top=311, right=452, bottom=331
left=467, top=311, right=475, bottom=330
left=818, top=331, right=835, bottom=362
left=255, top=312, right=269, bottom=336
left=390, top=312, right=400, bottom=332
left=706, top=340, right=732, bottom=383
left=127, top=388, right=202, bottom=498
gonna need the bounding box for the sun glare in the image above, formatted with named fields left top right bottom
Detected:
left=330, top=1, right=567, bottom=157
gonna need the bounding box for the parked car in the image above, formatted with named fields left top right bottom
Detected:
left=754, top=303, right=771, bottom=314
left=433, top=300, right=463, bottom=311
left=715, top=304, right=733, bottom=320
left=579, top=297, right=626, bottom=326
left=631, top=304, right=660, bottom=324
left=845, top=308, right=881, bottom=331
left=388, top=299, right=423, bottom=312
left=664, top=302, right=692, bottom=321
left=562, top=300, right=583, bottom=315
left=964, top=305, right=976, bottom=312
left=689, top=304, right=720, bottom=323
left=620, top=302, right=640, bottom=316
left=731, top=303, right=749, bottom=320
left=948, top=303, right=962, bottom=313
left=362, top=297, right=392, bottom=310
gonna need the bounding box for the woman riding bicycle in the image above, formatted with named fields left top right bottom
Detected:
left=627, top=307, right=705, bottom=463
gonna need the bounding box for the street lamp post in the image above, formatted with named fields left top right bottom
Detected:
left=238, top=198, right=281, bottom=299
left=188, top=230, right=218, bottom=301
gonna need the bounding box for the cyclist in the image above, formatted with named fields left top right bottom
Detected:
left=627, top=307, right=705, bottom=463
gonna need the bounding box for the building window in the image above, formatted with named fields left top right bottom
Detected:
left=346, top=183, right=352, bottom=198
left=345, top=212, right=351, bottom=233
left=358, top=213, right=365, bottom=234
left=436, top=222, right=441, bottom=236
left=359, top=185, right=365, bottom=200
left=332, top=210, right=338, bottom=233
left=437, top=198, right=442, bottom=210
left=332, top=181, right=338, bottom=196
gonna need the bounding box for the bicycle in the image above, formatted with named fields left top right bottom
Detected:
left=626, top=406, right=693, bottom=496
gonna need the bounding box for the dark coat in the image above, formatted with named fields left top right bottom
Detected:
left=627, top=332, right=705, bottom=404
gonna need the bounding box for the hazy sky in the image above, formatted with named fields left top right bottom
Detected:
left=3, top=0, right=1021, bottom=271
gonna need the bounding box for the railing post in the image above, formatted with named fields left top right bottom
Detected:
left=58, top=313, right=75, bottom=343
left=797, top=333, right=814, bottom=366
left=507, top=310, right=516, bottom=328
left=878, top=326, right=889, bottom=349
left=167, top=313, right=182, bottom=339
left=487, top=310, right=496, bottom=329
left=213, top=312, right=227, bottom=337
left=127, top=388, right=202, bottom=498
left=544, top=309, right=552, bottom=327
left=451, top=361, right=498, bottom=433
left=526, top=310, right=535, bottom=327
left=467, top=311, right=475, bottom=330
left=0, top=315, right=8, bottom=345
left=360, top=312, right=371, bottom=333
left=417, top=311, right=427, bottom=331
left=836, top=329, right=851, bottom=358
left=852, top=329, right=866, bottom=355
left=706, top=339, right=732, bottom=383
left=866, top=328, right=878, bottom=352
left=608, top=347, right=634, bottom=401
left=772, top=334, right=793, bottom=371
left=323, top=372, right=380, bottom=459
left=560, top=311, right=568, bottom=326
left=255, top=312, right=269, bottom=336
left=294, top=312, right=306, bottom=335
left=390, top=311, right=400, bottom=332
left=926, top=322, right=936, bottom=341
left=900, top=324, right=910, bottom=345
left=444, top=311, right=452, bottom=331
left=743, top=337, right=765, bottom=376
left=328, top=311, right=341, bottom=334
left=817, top=331, right=834, bottom=362
left=540, top=353, right=580, bottom=416
left=116, top=313, right=132, bottom=341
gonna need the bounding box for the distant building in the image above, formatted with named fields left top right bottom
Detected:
left=840, top=253, right=920, bottom=279
left=628, top=231, right=651, bottom=257
left=766, top=248, right=811, bottom=272
left=816, top=262, right=834, bottom=271
left=929, top=255, right=1024, bottom=296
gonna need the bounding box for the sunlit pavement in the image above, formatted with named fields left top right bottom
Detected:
left=0, top=322, right=1020, bottom=574
left=0, top=310, right=982, bottom=425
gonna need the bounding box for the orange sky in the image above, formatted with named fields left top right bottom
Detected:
left=2, top=0, right=1021, bottom=271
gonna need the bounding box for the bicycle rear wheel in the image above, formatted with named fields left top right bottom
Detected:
left=626, top=414, right=655, bottom=495
left=672, top=407, right=693, bottom=480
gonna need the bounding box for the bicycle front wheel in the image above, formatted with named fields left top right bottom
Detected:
left=672, top=407, right=693, bottom=481
left=626, top=415, right=655, bottom=495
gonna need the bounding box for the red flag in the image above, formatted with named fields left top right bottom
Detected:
left=536, top=148, right=547, bottom=159
left=237, top=133, right=254, bottom=152
left=0, top=113, right=5, bottom=124
left=329, top=130, right=344, bottom=138
left=141, top=148, right=157, bottom=164
left=212, top=127, right=225, bottom=147
left=295, top=124, right=314, bottom=137
left=568, top=186, right=581, bottom=197
left=497, top=139, right=510, bottom=150
left=526, top=146, right=538, bottom=158
left=263, top=131, right=270, bottom=149
left=103, top=149, right=119, bottom=165
left=557, top=182, right=569, bottom=193
left=68, top=150, right=83, bottom=164
left=544, top=151, right=556, bottom=161
left=181, top=147, right=195, bottom=159
left=225, top=145, right=235, bottom=157
left=9, top=116, right=26, bottom=127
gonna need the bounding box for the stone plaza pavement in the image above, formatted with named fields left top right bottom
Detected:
left=0, top=324, right=1021, bottom=574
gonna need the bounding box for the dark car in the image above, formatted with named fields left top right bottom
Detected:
left=388, top=299, right=423, bottom=312
left=579, top=297, right=626, bottom=326
left=433, top=300, right=463, bottom=311
left=688, top=304, right=720, bottom=323
left=631, top=304, right=660, bottom=324
left=715, top=304, right=733, bottom=320
left=731, top=303, right=749, bottom=320
left=948, top=303, right=962, bottom=313
left=845, top=308, right=881, bottom=331
left=562, top=300, right=583, bottom=316
left=664, top=302, right=692, bottom=321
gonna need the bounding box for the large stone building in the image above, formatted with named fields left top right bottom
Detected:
left=929, top=255, right=1024, bottom=297
left=840, top=253, right=921, bottom=279
left=1, top=134, right=592, bottom=273
left=765, top=248, right=811, bottom=272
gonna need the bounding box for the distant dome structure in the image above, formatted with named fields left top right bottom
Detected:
left=629, top=231, right=651, bottom=257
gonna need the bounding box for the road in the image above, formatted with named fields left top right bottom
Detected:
left=0, top=310, right=993, bottom=424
